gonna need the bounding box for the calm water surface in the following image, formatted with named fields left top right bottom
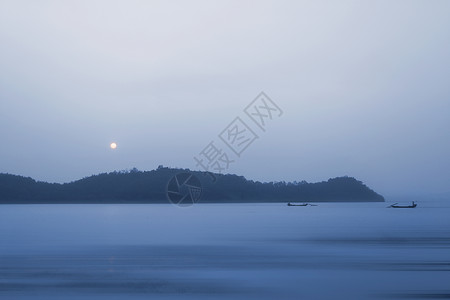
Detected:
left=1, top=202, right=450, bottom=299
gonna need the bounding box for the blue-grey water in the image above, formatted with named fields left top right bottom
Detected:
left=1, top=202, right=450, bottom=300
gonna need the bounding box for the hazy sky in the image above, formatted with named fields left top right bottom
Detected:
left=1, top=0, right=449, bottom=198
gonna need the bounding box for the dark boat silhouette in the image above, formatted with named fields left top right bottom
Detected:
left=388, top=201, right=417, bottom=208
left=287, top=202, right=317, bottom=206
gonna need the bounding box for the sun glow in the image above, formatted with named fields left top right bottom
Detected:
left=110, top=142, right=117, bottom=149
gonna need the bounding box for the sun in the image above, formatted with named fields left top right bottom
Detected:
left=110, top=142, right=117, bottom=149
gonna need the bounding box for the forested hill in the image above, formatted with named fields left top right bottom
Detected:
left=0, top=167, right=384, bottom=204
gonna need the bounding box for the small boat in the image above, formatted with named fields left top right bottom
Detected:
left=389, top=201, right=417, bottom=208
left=287, top=202, right=314, bottom=206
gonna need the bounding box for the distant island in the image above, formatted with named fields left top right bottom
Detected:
left=0, top=166, right=384, bottom=204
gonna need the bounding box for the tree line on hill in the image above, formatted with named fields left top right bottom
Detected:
left=0, top=166, right=384, bottom=204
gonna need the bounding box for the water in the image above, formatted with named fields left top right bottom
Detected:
left=1, top=202, right=450, bottom=299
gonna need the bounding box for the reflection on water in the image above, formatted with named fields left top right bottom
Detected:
left=0, top=202, right=450, bottom=299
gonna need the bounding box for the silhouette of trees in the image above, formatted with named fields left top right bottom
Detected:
left=0, top=168, right=384, bottom=204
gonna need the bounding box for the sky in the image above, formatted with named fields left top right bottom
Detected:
left=0, top=0, right=449, bottom=199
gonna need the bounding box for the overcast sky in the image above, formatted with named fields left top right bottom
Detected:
left=1, top=0, right=449, bottom=198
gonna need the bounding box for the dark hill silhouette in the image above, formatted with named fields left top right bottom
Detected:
left=0, top=167, right=384, bottom=204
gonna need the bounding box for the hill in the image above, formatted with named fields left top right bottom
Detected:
left=0, top=167, right=384, bottom=204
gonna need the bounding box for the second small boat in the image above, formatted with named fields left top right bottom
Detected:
left=389, top=201, right=417, bottom=208
left=287, top=202, right=317, bottom=206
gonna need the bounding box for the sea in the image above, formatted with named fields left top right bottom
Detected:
left=1, top=201, right=449, bottom=300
